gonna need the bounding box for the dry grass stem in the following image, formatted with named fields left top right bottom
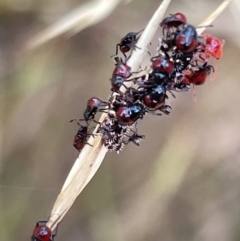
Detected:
left=197, top=0, right=233, bottom=35
left=46, top=0, right=172, bottom=231
left=46, top=0, right=231, bottom=231
left=27, top=0, right=121, bottom=50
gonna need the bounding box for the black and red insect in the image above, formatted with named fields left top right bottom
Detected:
left=70, top=97, right=107, bottom=124
left=84, top=97, right=107, bottom=123
left=73, top=125, right=93, bottom=151
left=151, top=55, right=174, bottom=74
left=141, top=84, right=171, bottom=115
left=31, top=221, right=57, bottom=241
left=203, top=33, right=224, bottom=60
left=160, top=12, right=187, bottom=33
left=112, top=29, right=143, bottom=58
left=175, top=25, right=198, bottom=53
left=115, top=103, right=146, bottom=125
left=138, top=70, right=170, bottom=88
left=182, top=63, right=214, bottom=85
left=110, top=57, right=132, bottom=92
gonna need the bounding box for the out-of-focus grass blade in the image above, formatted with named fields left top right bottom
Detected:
left=27, top=0, right=121, bottom=50
left=197, top=0, right=233, bottom=35
left=229, top=0, right=240, bottom=32
left=46, top=0, right=172, bottom=231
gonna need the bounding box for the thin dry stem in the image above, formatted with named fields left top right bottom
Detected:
left=46, top=0, right=232, bottom=231
left=27, top=0, right=121, bottom=50
left=197, top=0, right=233, bottom=35
left=46, top=0, right=172, bottom=230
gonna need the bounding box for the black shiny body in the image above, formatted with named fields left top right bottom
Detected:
left=116, top=103, right=145, bottom=125
left=112, top=30, right=143, bottom=58
left=142, top=84, right=167, bottom=110
left=73, top=126, right=88, bottom=151
left=175, top=25, right=198, bottom=53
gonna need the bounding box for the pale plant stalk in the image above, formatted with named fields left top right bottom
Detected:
left=46, top=0, right=172, bottom=230
left=46, top=0, right=232, bottom=231
left=197, top=0, right=233, bottom=34
left=27, top=0, right=122, bottom=49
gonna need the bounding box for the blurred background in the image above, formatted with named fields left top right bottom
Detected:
left=1, top=0, right=240, bottom=241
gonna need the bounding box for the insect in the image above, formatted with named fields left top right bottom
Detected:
left=31, top=221, right=57, bottom=241
left=99, top=114, right=132, bottom=152
left=111, top=87, right=141, bottom=106
left=204, top=33, right=224, bottom=60
left=102, top=131, right=125, bottom=152
left=115, top=103, right=146, bottom=125
left=141, top=84, right=171, bottom=115
left=147, top=70, right=170, bottom=86
left=124, top=132, right=145, bottom=146
left=172, top=82, right=190, bottom=92
left=70, top=97, right=107, bottom=124
left=112, top=57, right=131, bottom=78
left=83, top=97, right=107, bottom=123
left=159, top=38, right=174, bottom=52
left=151, top=55, right=174, bottom=74
left=110, top=57, right=132, bottom=92
left=160, top=12, right=187, bottom=33
left=175, top=25, right=198, bottom=53
left=112, top=29, right=143, bottom=58
left=136, top=69, right=172, bottom=94
left=183, top=63, right=214, bottom=85
left=171, top=50, right=194, bottom=73
left=73, top=125, right=94, bottom=151
left=105, top=137, right=124, bottom=152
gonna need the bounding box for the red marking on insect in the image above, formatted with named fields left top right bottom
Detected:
left=70, top=97, right=107, bottom=125
left=175, top=25, right=198, bottom=53
left=204, top=33, right=225, bottom=60
left=151, top=55, right=174, bottom=74
left=73, top=125, right=94, bottom=151
left=142, top=84, right=167, bottom=110
left=116, top=103, right=145, bottom=125
left=31, top=221, right=57, bottom=241
left=112, top=57, right=131, bottom=78
left=111, top=29, right=143, bottom=58
left=183, top=64, right=214, bottom=85
left=110, top=57, right=132, bottom=92
left=83, top=97, right=107, bottom=123
left=160, top=12, right=187, bottom=30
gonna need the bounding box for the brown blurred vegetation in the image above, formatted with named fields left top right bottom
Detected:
left=1, top=0, right=240, bottom=241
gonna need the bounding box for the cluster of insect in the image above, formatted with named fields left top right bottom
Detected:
left=31, top=13, right=224, bottom=240
left=71, top=12, right=224, bottom=154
